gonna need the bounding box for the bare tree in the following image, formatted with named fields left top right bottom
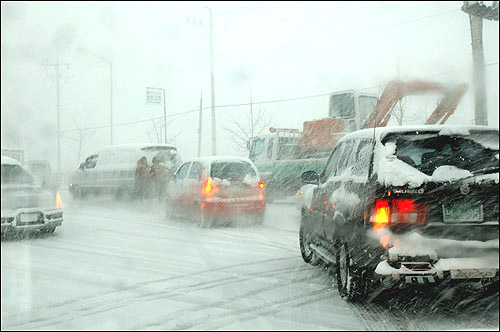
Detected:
left=145, top=114, right=183, bottom=145
left=390, top=97, right=419, bottom=125
left=62, top=120, right=96, bottom=165
left=221, top=93, right=272, bottom=153
left=145, top=117, right=163, bottom=144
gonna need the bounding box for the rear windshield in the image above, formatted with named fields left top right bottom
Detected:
left=392, top=133, right=499, bottom=176
left=1, top=164, right=34, bottom=184
left=210, top=161, right=256, bottom=181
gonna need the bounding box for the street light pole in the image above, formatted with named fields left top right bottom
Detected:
left=205, top=6, right=217, bottom=155
left=162, top=88, right=167, bottom=144
left=77, top=48, right=113, bottom=144
left=109, top=61, right=113, bottom=144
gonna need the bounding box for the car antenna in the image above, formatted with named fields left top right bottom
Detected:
left=368, top=91, right=379, bottom=177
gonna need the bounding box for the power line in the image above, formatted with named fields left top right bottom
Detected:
left=217, top=2, right=304, bottom=18
left=359, top=8, right=461, bottom=33
left=61, top=92, right=331, bottom=133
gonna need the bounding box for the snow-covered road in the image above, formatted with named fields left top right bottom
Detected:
left=1, top=190, right=498, bottom=330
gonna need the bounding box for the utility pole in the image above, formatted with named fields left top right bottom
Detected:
left=198, top=91, right=203, bottom=157
left=110, top=62, right=113, bottom=144
left=250, top=90, right=254, bottom=141
left=163, top=88, right=167, bottom=144
left=206, top=6, right=217, bottom=155
left=43, top=60, right=69, bottom=173
left=462, top=1, right=499, bottom=125
left=187, top=8, right=217, bottom=154
left=75, top=49, right=113, bottom=144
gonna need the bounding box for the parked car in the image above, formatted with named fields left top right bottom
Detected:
left=1, top=156, right=64, bottom=237
left=69, top=143, right=182, bottom=199
left=166, top=156, right=266, bottom=227
left=26, top=159, right=54, bottom=189
left=298, top=125, right=499, bottom=301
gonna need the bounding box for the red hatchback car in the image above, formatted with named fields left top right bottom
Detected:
left=165, top=156, right=266, bottom=227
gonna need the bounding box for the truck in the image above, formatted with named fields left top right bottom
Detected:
left=248, top=79, right=468, bottom=200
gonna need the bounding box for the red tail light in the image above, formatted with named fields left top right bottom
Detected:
left=372, top=198, right=427, bottom=229
left=374, top=199, right=390, bottom=229
left=202, top=177, right=218, bottom=197
left=258, top=181, right=264, bottom=189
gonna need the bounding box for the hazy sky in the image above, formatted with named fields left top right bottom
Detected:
left=1, top=1, right=499, bottom=172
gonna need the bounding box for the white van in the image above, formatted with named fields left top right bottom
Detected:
left=68, top=144, right=182, bottom=199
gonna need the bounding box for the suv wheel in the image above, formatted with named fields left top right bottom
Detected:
left=199, top=213, right=214, bottom=228
left=72, top=186, right=82, bottom=200
left=251, top=212, right=265, bottom=225
left=336, top=238, right=365, bottom=301
left=165, top=198, right=174, bottom=220
left=299, top=224, right=321, bottom=265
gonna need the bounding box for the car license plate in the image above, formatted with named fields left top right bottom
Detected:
left=229, top=184, right=245, bottom=195
left=450, top=269, right=496, bottom=279
left=20, top=213, right=39, bottom=223
left=442, top=202, right=483, bottom=223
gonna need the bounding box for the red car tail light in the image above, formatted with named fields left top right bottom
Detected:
left=371, top=198, right=427, bottom=229
left=258, top=180, right=264, bottom=189
left=202, top=177, right=218, bottom=198
left=374, top=199, right=390, bottom=229
left=391, top=199, right=427, bottom=225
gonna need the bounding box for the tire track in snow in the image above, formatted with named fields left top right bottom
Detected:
left=2, top=257, right=304, bottom=329
left=134, top=269, right=332, bottom=330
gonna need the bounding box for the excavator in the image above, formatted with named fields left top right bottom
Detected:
left=300, top=79, right=468, bottom=153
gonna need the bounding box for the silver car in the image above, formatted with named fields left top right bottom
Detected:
left=1, top=156, right=63, bottom=237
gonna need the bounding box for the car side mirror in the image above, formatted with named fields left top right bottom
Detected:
left=301, top=170, right=319, bottom=185
left=79, top=162, right=85, bottom=170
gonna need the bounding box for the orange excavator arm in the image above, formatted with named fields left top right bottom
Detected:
left=363, top=79, right=467, bottom=128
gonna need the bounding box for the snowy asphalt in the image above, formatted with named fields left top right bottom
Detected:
left=1, top=190, right=498, bottom=330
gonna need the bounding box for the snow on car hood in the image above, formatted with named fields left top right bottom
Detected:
left=1, top=184, right=56, bottom=211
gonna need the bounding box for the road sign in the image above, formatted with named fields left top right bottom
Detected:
left=146, top=87, right=163, bottom=104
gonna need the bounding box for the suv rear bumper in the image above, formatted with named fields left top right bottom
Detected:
left=374, top=258, right=499, bottom=284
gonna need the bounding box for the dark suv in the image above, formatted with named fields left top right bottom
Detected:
left=298, top=125, right=499, bottom=301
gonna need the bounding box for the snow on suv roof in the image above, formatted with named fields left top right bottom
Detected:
left=1, top=156, right=21, bottom=165
left=339, top=125, right=498, bottom=143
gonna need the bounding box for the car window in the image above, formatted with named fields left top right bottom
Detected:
left=336, top=140, right=357, bottom=176
left=85, top=154, right=98, bottom=169
left=266, top=138, right=273, bottom=159
left=175, top=162, right=191, bottom=180
left=351, top=140, right=373, bottom=178
left=141, top=146, right=178, bottom=165
left=188, top=161, right=202, bottom=180
left=320, top=142, right=345, bottom=182
left=1, top=164, right=34, bottom=184
left=210, top=161, right=256, bottom=181
left=394, top=134, right=499, bottom=176
left=250, top=138, right=265, bottom=158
